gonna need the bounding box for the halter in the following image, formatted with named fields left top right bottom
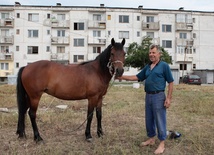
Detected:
left=107, top=59, right=124, bottom=76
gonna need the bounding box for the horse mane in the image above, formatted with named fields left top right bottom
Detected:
left=80, top=41, right=124, bottom=71
left=95, top=44, right=112, bottom=70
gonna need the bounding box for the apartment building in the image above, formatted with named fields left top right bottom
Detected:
left=1, top=3, right=214, bottom=83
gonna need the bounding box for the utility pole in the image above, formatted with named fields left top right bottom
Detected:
left=182, top=46, right=187, bottom=81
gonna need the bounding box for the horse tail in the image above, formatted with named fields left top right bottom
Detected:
left=16, top=67, right=28, bottom=136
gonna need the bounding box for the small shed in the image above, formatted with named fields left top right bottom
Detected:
left=171, top=66, right=180, bottom=85
left=7, top=75, right=17, bottom=85
left=193, top=69, right=214, bottom=84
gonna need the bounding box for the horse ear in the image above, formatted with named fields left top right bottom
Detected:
left=111, top=38, right=115, bottom=46
left=121, top=38, right=125, bottom=46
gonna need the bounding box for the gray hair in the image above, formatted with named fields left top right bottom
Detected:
left=149, top=44, right=162, bottom=53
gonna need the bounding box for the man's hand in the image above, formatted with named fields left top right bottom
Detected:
left=164, top=98, right=171, bottom=108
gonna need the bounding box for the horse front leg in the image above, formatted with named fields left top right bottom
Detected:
left=85, top=104, right=94, bottom=142
left=96, top=106, right=104, bottom=138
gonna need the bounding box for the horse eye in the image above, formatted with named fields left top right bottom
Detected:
left=111, top=53, right=114, bottom=56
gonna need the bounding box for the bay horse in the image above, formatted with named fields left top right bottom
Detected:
left=16, top=38, right=125, bottom=142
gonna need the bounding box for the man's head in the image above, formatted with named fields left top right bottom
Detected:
left=149, top=44, right=161, bottom=63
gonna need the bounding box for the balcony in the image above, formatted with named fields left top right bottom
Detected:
left=176, top=23, right=193, bottom=31
left=44, top=19, right=70, bottom=28
left=88, top=38, right=106, bottom=45
left=0, top=19, right=14, bottom=28
left=142, top=21, right=159, bottom=30
left=51, top=37, right=70, bottom=45
left=88, top=21, right=106, bottom=29
left=175, top=54, right=193, bottom=62
left=176, top=38, right=194, bottom=46
left=0, top=36, right=14, bottom=44
left=0, top=52, right=13, bottom=61
left=50, top=52, right=69, bottom=62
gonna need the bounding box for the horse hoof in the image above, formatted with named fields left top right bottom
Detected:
left=35, top=136, right=43, bottom=143
left=86, top=138, right=93, bottom=142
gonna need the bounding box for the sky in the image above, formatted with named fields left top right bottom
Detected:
left=1, top=0, right=214, bottom=12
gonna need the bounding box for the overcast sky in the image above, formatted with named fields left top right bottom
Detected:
left=1, top=0, right=214, bottom=11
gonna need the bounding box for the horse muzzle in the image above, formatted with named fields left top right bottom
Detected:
left=115, top=68, right=124, bottom=78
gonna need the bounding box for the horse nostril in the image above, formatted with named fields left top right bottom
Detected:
left=116, top=68, right=124, bottom=77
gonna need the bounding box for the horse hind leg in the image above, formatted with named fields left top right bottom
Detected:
left=28, top=98, right=43, bottom=142
left=16, top=103, right=28, bottom=138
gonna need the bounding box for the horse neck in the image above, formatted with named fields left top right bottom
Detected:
left=97, top=60, right=113, bottom=84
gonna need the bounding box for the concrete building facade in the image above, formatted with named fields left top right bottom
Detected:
left=1, top=3, right=214, bottom=83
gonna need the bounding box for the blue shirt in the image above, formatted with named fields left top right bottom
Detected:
left=136, top=61, right=174, bottom=92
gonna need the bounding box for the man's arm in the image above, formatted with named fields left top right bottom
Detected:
left=117, top=75, right=138, bottom=81
left=164, top=82, right=173, bottom=108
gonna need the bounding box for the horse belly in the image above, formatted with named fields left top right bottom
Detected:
left=47, top=79, right=88, bottom=100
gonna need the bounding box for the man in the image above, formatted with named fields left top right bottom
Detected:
left=116, top=44, right=174, bottom=154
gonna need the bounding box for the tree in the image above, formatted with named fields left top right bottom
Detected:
left=125, top=37, right=172, bottom=69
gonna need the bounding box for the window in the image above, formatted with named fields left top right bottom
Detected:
left=119, top=31, right=129, bottom=39
left=46, top=46, right=50, bottom=52
left=16, top=29, right=20, bottom=34
left=47, top=30, right=50, bottom=35
left=193, top=48, right=196, bottom=54
left=57, top=14, right=65, bottom=20
left=1, top=63, right=9, bottom=70
left=27, top=46, right=38, bottom=54
left=74, top=23, right=84, bottom=30
left=146, top=16, right=154, bottom=22
left=28, top=13, right=39, bottom=22
left=28, top=30, right=38, bottom=38
left=162, top=25, right=172, bottom=32
left=137, top=31, right=140, bottom=37
left=16, top=46, right=19, bottom=51
left=108, top=15, right=111, bottom=20
left=1, top=46, right=9, bottom=53
left=108, top=31, right=111, bottom=36
left=16, top=63, right=19, bottom=68
left=119, top=15, right=129, bottom=23
left=147, top=32, right=154, bottom=38
left=176, top=14, right=192, bottom=23
left=137, top=16, right=140, bottom=21
left=57, top=30, right=65, bottom=37
left=179, top=33, right=187, bottom=39
left=193, top=33, right=196, bottom=38
left=93, top=30, right=101, bottom=37
left=74, top=39, right=84, bottom=47
left=93, top=47, right=101, bottom=53
left=193, top=18, right=195, bottom=23
left=1, top=13, right=9, bottom=19
left=57, top=46, right=65, bottom=53
left=186, top=47, right=193, bottom=54
left=193, top=64, right=196, bottom=69
left=17, top=13, right=20, bottom=18
left=47, top=14, right=50, bottom=19
left=176, top=46, right=185, bottom=54
left=180, top=64, right=187, bottom=70
left=162, top=40, right=172, bottom=48
left=93, top=14, right=101, bottom=21
left=1, top=29, right=9, bottom=36
left=74, top=55, right=84, bottom=62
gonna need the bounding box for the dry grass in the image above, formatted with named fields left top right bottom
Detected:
left=0, top=84, right=214, bottom=155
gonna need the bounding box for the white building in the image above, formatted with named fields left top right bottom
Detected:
left=1, top=3, right=214, bottom=83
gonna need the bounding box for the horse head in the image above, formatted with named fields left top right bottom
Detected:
left=108, top=38, right=126, bottom=78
